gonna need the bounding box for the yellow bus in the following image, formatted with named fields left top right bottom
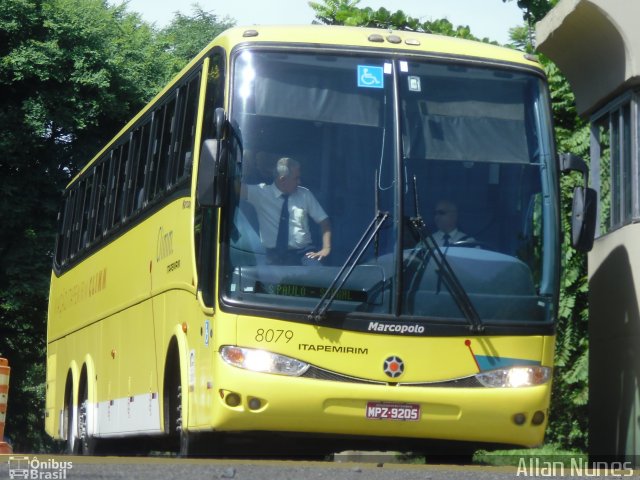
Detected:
left=47, top=25, right=571, bottom=456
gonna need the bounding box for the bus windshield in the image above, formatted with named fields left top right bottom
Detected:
left=223, top=49, right=559, bottom=328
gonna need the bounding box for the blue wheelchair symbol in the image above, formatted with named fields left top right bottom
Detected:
left=357, top=65, right=384, bottom=89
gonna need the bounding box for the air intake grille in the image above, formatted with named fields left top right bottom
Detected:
left=300, top=366, right=483, bottom=387
left=301, top=366, right=384, bottom=385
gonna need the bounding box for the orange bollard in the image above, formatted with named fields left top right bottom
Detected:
left=0, top=358, right=12, bottom=454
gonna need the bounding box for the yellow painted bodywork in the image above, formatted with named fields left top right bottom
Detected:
left=46, top=25, right=553, bottom=448
left=215, top=315, right=555, bottom=447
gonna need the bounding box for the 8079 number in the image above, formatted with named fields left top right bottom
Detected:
left=255, top=329, right=294, bottom=343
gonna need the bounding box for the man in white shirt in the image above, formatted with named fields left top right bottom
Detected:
left=432, top=200, right=474, bottom=247
left=242, top=157, right=331, bottom=265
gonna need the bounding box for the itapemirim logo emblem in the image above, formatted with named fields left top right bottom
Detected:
left=383, top=355, right=405, bottom=378
left=7, top=456, right=73, bottom=479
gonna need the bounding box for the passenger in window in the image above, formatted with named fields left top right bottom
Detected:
left=432, top=200, right=475, bottom=247
left=241, top=157, right=332, bottom=265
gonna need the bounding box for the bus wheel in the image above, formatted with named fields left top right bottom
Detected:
left=164, top=340, right=206, bottom=457
left=166, top=369, right=196, bottom=456
left=77, top=376, right=97, bottom=455
left=175, top=385, right=208, bottom=457
left=176, top=384, right=189, bottom=456
left=64, top=375, right=78, bottom=454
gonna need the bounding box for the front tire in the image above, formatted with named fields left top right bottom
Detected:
left=165, top=348, right=200, bottom=457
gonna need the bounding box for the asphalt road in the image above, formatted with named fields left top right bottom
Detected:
left=4, top=454, right=635, bottom=480
left=0, top=455, right=521, bottom=480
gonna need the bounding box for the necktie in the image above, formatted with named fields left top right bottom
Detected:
left=275, top=194, right=289, bottom=252
left=443, top=233, right=450, bottom=246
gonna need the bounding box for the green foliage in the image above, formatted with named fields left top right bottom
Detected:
left=503, top=0, right=559, bottom=25
left=502, top=1, right=591, bottom=451
left=501, top=0, right=562, bottom=52
left=1, top=0, right=234, bottom=453
left=541, top=54, right=590, bottom=450
left=0, top=0, right=181, bottom=452
left=157, top=5, right=235, bottom=74
left=474, top=444, right=587, bottom=466
left=507, top=25, right=535, bottom=53
left=309, top=0, right=482, bottom=41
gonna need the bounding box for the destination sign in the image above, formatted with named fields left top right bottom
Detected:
left=254, top=281, right=367, bottom=302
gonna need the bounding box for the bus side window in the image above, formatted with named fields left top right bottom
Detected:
left=69, top=181, right=85, bottom=258
left=159, top=97, right=176, bottom=195
left=93, top=157, right=110, bottom=241
left=103, top=151, right=118, bottom=235
left=173, top=72, right=201, bottom=184
left=54, top=197, right=67, bottom=265
left=66, top=185, right=78, bottom=258
left=166, top=85, right=184, bottom=189
left=148, top=97, right=176, bottom=201
left=59, top=188, right=76, bottom=264
left=107, top=146, right=121, bottom=229
left=129, top=121, right=151, bottom=215
left=126, top=128, right=141, bottom=217
left=111, top=139, right=130, bottom=228
left=146, top=111, right=160, bottom=204
left=79, top=172, right=94, bottom=251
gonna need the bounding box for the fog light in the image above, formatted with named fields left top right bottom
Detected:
left=225, top=393, right=241, bottom=407
left=531, top=411, right=545, bottom=425
left=513, top=413, right=526, bottom=425
left=248, top=397, right=262, bottom=410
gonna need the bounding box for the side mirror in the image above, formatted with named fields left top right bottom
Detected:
left=196, top=109, right=228, bottom=208
left=571, top=186, right=596, bottom=252
left=558, top=153, right=597, bottom=252
left=214, top=107, right=225, bottom=140
left=197, top=139, right=219, bottom=207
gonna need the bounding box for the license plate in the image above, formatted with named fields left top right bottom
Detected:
left=366, top=402, right=421, bottom=421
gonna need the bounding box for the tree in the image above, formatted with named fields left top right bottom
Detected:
left=504, top=0, right=559, bottom=25
left=157, top=5, right=235, bottom=74
left=0, top=0, right=174, bottom=452
left=0, top=0, right=237, bottom=452
left=501, top=0, right=560, bottom=51
left=507, top=25, right=534, bottom=52
left=309, top=0, right=482, bottom=41
left=542, top=54, right=590, bottom=453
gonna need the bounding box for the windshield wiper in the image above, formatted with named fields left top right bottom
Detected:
left=406, top=176, right=483, bottom=333
left=406, top=217, right=483, bottom=332
left=309, top=211, right=389, bottom=323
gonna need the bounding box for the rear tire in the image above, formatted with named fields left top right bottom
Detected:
left=64, top=376, right=78, bottom=454
left=77, top=376, right=97, bottom=455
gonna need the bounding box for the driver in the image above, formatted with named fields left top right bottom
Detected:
left=241, top=157, right=332, bottom=265
left=432, top=200, right=474, bottom=247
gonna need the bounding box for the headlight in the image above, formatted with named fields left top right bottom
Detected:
left=475, top=366, right=552, bottom=388
left=220, top=346, right=310, bottom=376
